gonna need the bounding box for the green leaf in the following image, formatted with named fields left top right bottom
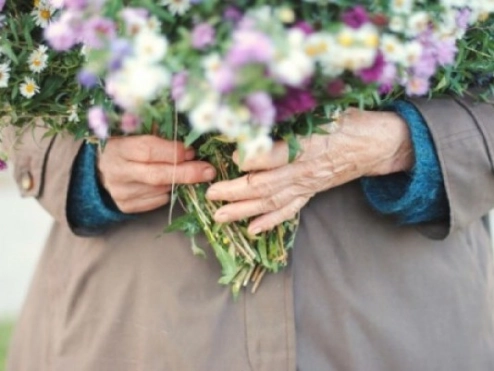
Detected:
left=184, top=129, right=202, bottom=147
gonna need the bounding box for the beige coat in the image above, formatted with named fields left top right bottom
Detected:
left=5, top=95, right=494, bottom=371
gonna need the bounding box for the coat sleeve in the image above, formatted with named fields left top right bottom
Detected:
left=408, top=92, right=494, bottom=239
left=3, top=123, right=84, bottom=227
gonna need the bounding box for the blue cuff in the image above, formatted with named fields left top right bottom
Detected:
left=361, top=101, right=448, bottom=224
left=67, top=143, right=132, bottom=236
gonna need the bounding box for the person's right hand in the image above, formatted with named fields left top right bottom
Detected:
left=97, top=135, right=216, bottom=214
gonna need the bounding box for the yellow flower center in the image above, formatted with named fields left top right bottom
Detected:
left=26, top=84, right=35, bottom=94
left=305, top=43, right=328, bottom=57
left=40, top=9, right=51, bottom=21
left=34, top=0, right=40, bottom=7
left=337, top=33, right=354, bottom=47
left=363, top=34, right=380, bottom=49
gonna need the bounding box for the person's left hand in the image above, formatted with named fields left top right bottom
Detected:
left=206, top=109, right=415, bottom=235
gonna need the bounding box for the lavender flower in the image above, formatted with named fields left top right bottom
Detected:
left=0, top=0, right=5, bottom=12
left=171, top=71, right=188, bottom=101
left=88, top=106, right=109, bottom=139
left=82, top=16, right=116, bottom=49
left=191, top=23, right=215, bottom=50
left=108, top=39, right=133, bottom=71
left=226, top=29, right=275, bottom=67
left=44, top=18, right=78, bottom=51
left=0, top=159, right=7, bottom=171
left=77, top=69, right=99, bottom=88
left=245, top=92, right=276, bottom=127
left=224, top=6, right=242, bottom=22
left=120, top=112, right=141, bottom=133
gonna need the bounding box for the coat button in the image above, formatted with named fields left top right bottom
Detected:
left=20, top=171, right=34, bottom=191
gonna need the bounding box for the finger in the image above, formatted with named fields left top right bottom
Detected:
left=108, top=183, right=172, bottom=204
left=126, top=161, right=216, bottom=186
left=247, top=196, right=309, bottom=235
left=233, top=141, right=290, bottom=171
left=117, top=193, right=171, bottom=214
left=213, top=188, right=296, bottom=223
left=206, top=165, right=291, bottom=202
left=110, top=136, right=193, bottom=164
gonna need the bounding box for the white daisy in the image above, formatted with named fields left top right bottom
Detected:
left=20, top=77, right=40, bottom=99
left=0, top=63, right=11, bottom=88
left=28, top=46, right=49, bottom=73
left=161, top=0, right=191, bottom=15
left=67, top=104, right=80, bottom=123
left=32, top=2, right=55, bottom=28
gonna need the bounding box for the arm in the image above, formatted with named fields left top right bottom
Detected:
left=361, top=101, right=449, bottom=225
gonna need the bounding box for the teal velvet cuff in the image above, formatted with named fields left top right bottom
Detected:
left=361, top=101, right=448, bottom=224
left=67, top=143, right=132, bottom=236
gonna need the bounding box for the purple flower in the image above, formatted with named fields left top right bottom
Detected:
left=224, top=6, right=242, bottom=22
left=120, top=7, right=148, bottom=35
left=357, top=52, right=385, bottom=83
left=62, top=0, right=88, bottom=10
left=120, top=112, right=141, bottom=134
left=245, top=92, right=276, bottom=127
left=191, top=23, right=215, bottom=49
left=434, top=37, right=457, bottom=66
left=378, top=63, right=397, bottom=94
left=88, top=106, right=109, bottom=139
left=326, top=79, right=345, bottom=97
left=406, top=76, right=430, bottom=96
left=171, top=71, right=188, bottom=101
left=0, top=0, right=5, bottom=12
left=0, top=159, right=7, bottom=171
left=294, top=21, right=314, bottom=35
left=226, top=30, right=275, bottom=67
left=412, top=52, right=436, bottom=78
left=456, top=8, right=471, bottom=30
left=108, top=39, right=133, bottom=71
left=77, top=69, right=99, bottom=88
left=275, top=88, right=317, bottom=121
left=44, top=19, right=77, bottom=51
left=341, top=6, right=369, bottom=29
left=82, top=16, right=116, bottom=49
left=209, top=65, right=236, bottom=93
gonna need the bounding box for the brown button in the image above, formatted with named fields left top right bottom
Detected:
left=20, top=171, right=34, bottom=191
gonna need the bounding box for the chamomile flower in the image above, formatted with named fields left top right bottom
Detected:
left=67, top=104, right=80, bottom=123
left=161, top=0, right=191, bottom=16
left=32, top=2, right=54, bottom=28
left=28, top=45, right=49, bottom=73
left=0, top=63, right=11, bottom=88
left=20, top=77, right=40, bottom=98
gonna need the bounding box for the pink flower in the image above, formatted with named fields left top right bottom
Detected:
left=245, top=92, right=276, bottom=127
left=120, top=112, right=141, bottom=134
left=88, top=106, right=109, bottom=139
left=191, top=23, right=215, bottom=49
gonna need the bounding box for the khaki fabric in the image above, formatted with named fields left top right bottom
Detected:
left=5, top=95, right=494, bottom=371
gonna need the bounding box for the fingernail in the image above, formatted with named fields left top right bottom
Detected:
left=185, top=150, right=195, bottom=160
left=203, top=168, right=216, bottom=180
left=249, top=227, right=262, bottom=236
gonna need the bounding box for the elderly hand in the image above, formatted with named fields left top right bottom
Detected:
left=98, top=135, right=216, bottom=214
left=206, top=108, right=414, bottom=235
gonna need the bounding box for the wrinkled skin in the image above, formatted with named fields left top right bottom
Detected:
left=206, top=109, right=414, bottom=235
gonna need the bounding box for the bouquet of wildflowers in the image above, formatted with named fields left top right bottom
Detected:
left=1, top=0, right=493, bottom=295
